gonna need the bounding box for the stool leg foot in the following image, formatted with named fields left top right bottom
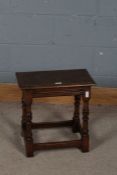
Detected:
left=81, top=136, right=89, bottom=153
left=25, top=141, right=34, bottom=157
left=72, top=95, right=81, bottom=133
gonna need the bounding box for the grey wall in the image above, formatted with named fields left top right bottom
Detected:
left=0, top=0, right=117, bottom=87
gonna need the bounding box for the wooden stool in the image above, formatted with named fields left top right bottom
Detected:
left=16, top=69, right=96, bottom=157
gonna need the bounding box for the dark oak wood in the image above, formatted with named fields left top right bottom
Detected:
left=33, top=140, right=81, bottom=150
left=32, top=120, right=73, bottom=129
left=16, top=69, right=95, bottom=89
left=16, top=69, right=96, bottom=157
left=22, top=91, right=34, bottom=157
left=72, top=95, right=81, bottom=133
left=81, top=92, right=90, bottom=152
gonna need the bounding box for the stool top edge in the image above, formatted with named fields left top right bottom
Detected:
left=16, top=69, right=96, bottom=89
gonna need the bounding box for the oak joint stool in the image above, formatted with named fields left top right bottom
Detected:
left=16, top=69, right=96, bottom=157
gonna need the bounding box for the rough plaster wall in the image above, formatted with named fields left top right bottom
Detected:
left=0, top=0, right=117, bottom=87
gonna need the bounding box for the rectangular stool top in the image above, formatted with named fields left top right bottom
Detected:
left=16, top=69, right=96, bottom=89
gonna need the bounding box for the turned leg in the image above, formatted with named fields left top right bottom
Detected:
left=22, top=91, right=34, bottom=157
left=81, top=91, right=90, bottom=152
left=72, top=95, right=81, bottom=133
left=21, top=97, right=27, bottom=137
